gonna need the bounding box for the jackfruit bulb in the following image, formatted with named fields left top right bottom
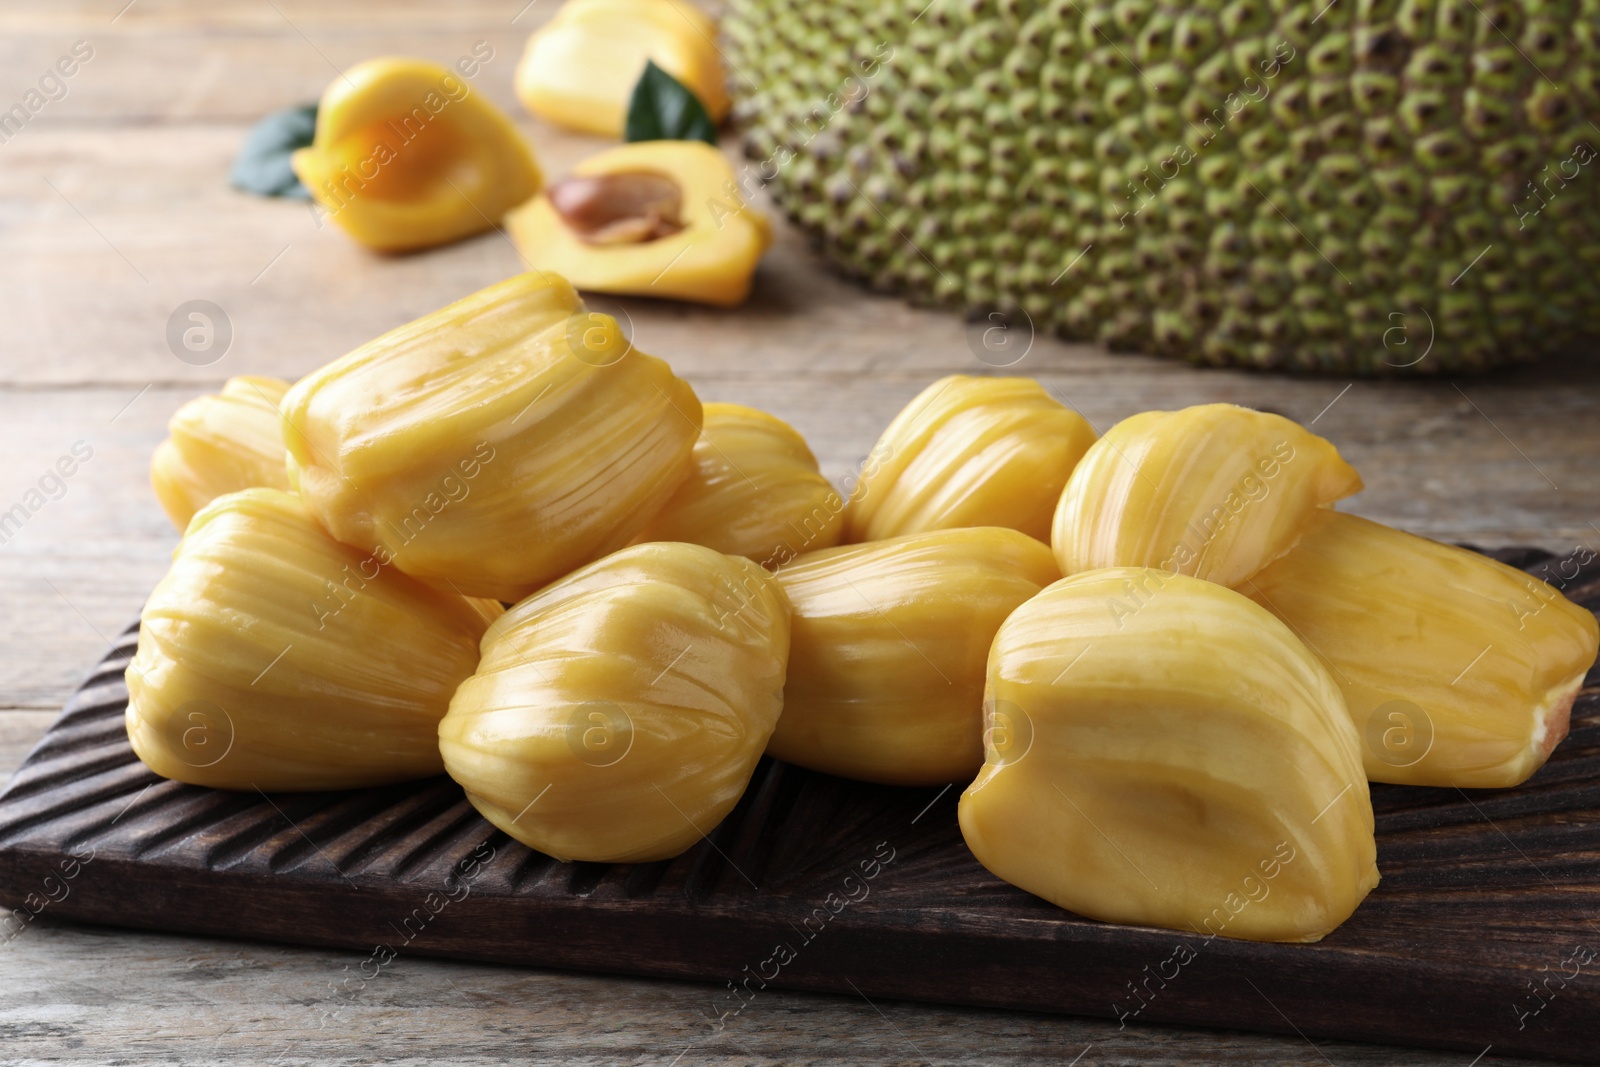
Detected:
left=725, top=0, right=1600, bottom=373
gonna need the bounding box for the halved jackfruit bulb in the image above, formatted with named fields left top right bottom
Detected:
left=439, top=542, right=790, bottom=863
left=844, top=375, right=1099, bottom=544
left=769, top=527, right=1059, bottom=786
left=514, top=0, right=730, bottom=138
left=126, top=488, right=500, bottom=791
left=293, top=57, right=542, bottom=252
left=151, top=376, right=292, bottom=532
left=280, top=271, right=702, bottom=602
left=632, top=402, right=843, bottom=564
left=1052, top=404, right=1363, bottom=588
left=1244, top=511, right=1600, bottom=788
left=507, top=141, right=771, bottom=307
left=960, top=569, right=1379, bottom=943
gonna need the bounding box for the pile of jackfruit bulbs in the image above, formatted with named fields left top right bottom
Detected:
left=136, top=271, right=1597, bottom=944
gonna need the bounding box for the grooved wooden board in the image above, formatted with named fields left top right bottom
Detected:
left=1, top=546, right=1598, bottom=1064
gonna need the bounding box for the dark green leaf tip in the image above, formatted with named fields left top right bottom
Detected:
left=624, top=61, right=718, bottom=146
left=230, top=103, right=318, bottom=199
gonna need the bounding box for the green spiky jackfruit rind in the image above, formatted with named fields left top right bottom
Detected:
left=724, top=0, right=1600, bottom=374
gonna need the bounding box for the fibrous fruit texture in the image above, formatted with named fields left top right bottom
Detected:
left=150, top=376, right=292, bottom=532
left=438, top=542, right=790, bottom=864
left=724, top=0, right=1600, bottom=373
left=1243, top=510, right=1600, bottom=788
left=280, top=271, right=702, bottom=602
left=844, top=374, right=1098, bottom=543
left=960, top=568, right=1379, bottom=942
left=770, top=526, right=1060, bottom=785
left=632, top=402, right=845, bottom=563
left=1052, top=403, right=1362, bottom=587
left=127, top=489, right=499, bottom=791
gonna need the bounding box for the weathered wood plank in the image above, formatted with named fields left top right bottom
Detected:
left=0, top=711, right=54, bottom=790
left=0, top=917, right=1544, bottom=1067
left=0, top=3, right=1594, bottom=1063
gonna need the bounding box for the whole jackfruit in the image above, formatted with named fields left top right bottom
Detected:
left=724, top=0, right=1600, bottom=373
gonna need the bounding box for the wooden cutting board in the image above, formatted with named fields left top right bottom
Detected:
left=1, top=546, right=1597, bottom=1064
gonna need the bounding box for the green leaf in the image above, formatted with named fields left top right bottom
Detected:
left=624, top=61, right=718, bottom=146
left=230, top=103, right=318, bottom=199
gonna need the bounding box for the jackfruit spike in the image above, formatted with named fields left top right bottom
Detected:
left=1052, top=403, right=1363, bottom=588
left=844, top=374, right=1100, bottom=544
left=127, top=488, right=497, bottom=791
left=439, top=541, right=790, bottom=864
left=1242, top=510, right=1599, bottom=788
left=960, top=567, right=1379, bottom=944
left=151, top=376, right=294, bottom=532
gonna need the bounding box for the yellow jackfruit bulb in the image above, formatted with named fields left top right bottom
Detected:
left=126, top=488, right=500, bottom=791
left=960, top=568, right=1378, bottom=943
left=507, top=141, right=771, bottom=307
left=844, top=375, right=1099, bottom=544
left=1242, top=511, right=1599, bottom=788
left=280, top=271, right=702, bottom=602
left=769, top=527, right=1060, bottom=786
left=632, top=402, right=843, bottom=565
left=514, top=0, right=729, bottom=138
left=151, top=376, right=293, bottom=532
left=292, top=57, right=542, bottom=252
left=439, top=542, right=790, bottom=863
left=1051, top=403, right=1363, bottom=587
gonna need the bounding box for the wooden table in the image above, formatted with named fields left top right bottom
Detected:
left=1, top=2, right=1595, bottom=1063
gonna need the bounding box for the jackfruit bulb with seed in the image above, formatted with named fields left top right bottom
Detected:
left=724, top=0, right=1600, bottom=373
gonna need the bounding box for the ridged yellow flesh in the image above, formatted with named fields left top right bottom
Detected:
left=1244, top=511, right=1599, bottom=788
left=126, top=488, right=497, bottom=791
left=844, top=375, right=1099, bottom=544
left=960, top=568, right=1378, bottom=943
left=771, top=526, right=1059, bottom=785
left=151, top=376, right=292, bottom=531
left=280, top=271, right=702, bottom=602
left=439, top=542, right=790, bottom=863
left=1052, top=403, right=1363, bottom=587
left=633, top=402, right=843, bottom=564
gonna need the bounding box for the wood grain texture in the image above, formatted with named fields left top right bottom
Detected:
left=1, top=547, right=1597, bottom=1065
left=2, top=2, right=1598, bottom=1064
left=0, top=918, right=1548, bottom=1067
